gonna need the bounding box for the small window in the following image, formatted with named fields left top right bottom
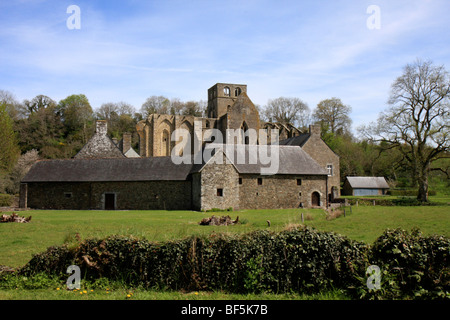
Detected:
left=327, top=165, right=333, bottom=176
left=64, top=192, right=72, bottom=199
left=239, top=178, right=242, bottom=185
left=299, top=192, right=302, bottom=197
left=297, top=179, right=302, bottom=186
left=235, top=87, right=241, bottom=96
left=217, top=188, right=223, bottom=197
left=257, top=178, right=263, bottom=185
left=224, top=87, right=230, bottom=96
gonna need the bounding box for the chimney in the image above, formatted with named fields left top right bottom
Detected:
left=122, top=132, right=131, bottom=153
left=96, top=120, right=108, bottom=136
left=309, top=124, right=321, bottom=136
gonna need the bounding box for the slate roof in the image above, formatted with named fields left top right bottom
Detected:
left=345, top=177, right=390, bottom=189
left=22, top=157, right=193, bottom=182
left=192, top=144, right=328, bottom=176
left=278, top=134, right=310, bottom=147
left=22, top=144, right=328, bottom=183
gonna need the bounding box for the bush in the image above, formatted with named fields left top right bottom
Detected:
left=0, top=194, right=14, bottom=207
left=15, top=227, right=450, bottom=299
left=365, top=228, right=450, bottom=299
left=18, top=227, right=369, bottom=294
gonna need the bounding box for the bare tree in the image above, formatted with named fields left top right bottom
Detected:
left=140, top=96, right=170, bottom=117
left=263, top=97, right=309, bottom=128
left=313, top=97, right=352, bottom=135
left=361, top=59, right=450, bottom=202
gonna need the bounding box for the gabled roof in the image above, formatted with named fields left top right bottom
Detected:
left=22, top=157, right=193, bottom=182
left=22, top=143, right=328, bottom=183
left=192, top=144, right=328, bottom=176
left=345, top=176, right=389, bottom=189
left=278, top=134, right=310, bottom=147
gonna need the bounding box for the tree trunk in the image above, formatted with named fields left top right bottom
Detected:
left=417, top=169, right=429, bottom=202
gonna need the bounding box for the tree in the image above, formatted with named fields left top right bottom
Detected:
left=4, top=149, right=39, bottom=194
left=58, top=94, right=94, bottom=144
left=181, top=100, right=204, bottom=117
left=22, top=95, right=57, bottom=116
left=0, top=103, right=20, bottom=173
left=262, top=97, right=310, bottom=128
left=313, top=97, right=352, bottom=135
left=362, top=59, right=450, bottom=202
left=140, top=96, right=170, bottom=117
left=0, top=89, right=22, bottom=120
left=14, top=97, right=66, bottom=158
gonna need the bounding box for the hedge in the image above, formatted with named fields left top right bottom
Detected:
left=16, top=226, right=450, bottom=299
left=19, top=227, right=369, bottom=294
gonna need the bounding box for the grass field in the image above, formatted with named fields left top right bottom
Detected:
left=1, top=204, right=449, bottom=269
left=1, top=200, right=448, bottom=300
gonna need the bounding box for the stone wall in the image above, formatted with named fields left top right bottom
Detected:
left=25, top=181, right=192, bottom=210
left=301, top=125, right=340, bottom=200
left=193, top=152, right=240, bottom=211
left=238, top=174, right=327, bottom=209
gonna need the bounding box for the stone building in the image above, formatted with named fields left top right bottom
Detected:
left=278, top=124, right=340, bottom=202
left=20, top=144, right=328, bottom=211
left=20, top=82, right=340, bottom=211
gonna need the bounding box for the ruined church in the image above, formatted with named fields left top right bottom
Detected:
left=20, top=83, right=340, bottom=211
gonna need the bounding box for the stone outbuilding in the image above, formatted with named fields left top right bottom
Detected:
left=20, top=144, right=329, bottom=211
left=278, top=124, right=340, bottom=202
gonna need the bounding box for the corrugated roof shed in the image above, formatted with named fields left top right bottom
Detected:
left=345, top=176, right=389, bottom=189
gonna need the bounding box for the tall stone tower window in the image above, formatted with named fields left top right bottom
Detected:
left=224, top=87, right=230, bottom=96
left=235, top=87, right=242, bottom=96
left=162, top=130, right=170, bottom=156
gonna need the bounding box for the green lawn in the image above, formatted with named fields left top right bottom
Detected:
left=1, top=205, right=449, bottom=269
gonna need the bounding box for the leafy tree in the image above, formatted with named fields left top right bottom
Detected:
left=313, top=97, right=352, bottom=135
left=58, top=94, right=94, bottom=144
left=361, top=59, right=450, bottom=202
left=0, top=103, right=20, bottom=173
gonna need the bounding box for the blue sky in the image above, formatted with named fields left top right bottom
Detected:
left=1, top=0, right=449, bottom=132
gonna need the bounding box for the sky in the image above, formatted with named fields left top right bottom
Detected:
left=1, top=0, right=449, bottom=132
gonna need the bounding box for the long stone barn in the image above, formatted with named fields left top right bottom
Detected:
left=20, top=145, right=329, bottom=211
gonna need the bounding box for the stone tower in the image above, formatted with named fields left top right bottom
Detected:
left=206, top=83, right=247, bottom=119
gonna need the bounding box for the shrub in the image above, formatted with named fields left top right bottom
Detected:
left=18, top=227, right=369, bottom=294
left=16, top=227, right=449, bottom=299
left=0, top=194, right=13, bottom=207
left=367, top=228, right=450, bottom=299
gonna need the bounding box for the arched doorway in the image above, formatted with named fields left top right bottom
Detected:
left=311, top=192, right=320, bottom=207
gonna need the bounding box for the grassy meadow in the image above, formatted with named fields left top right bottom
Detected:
left=1, top=203, right=449, bottom=269
left=0, top=194, right=448, bottom=300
